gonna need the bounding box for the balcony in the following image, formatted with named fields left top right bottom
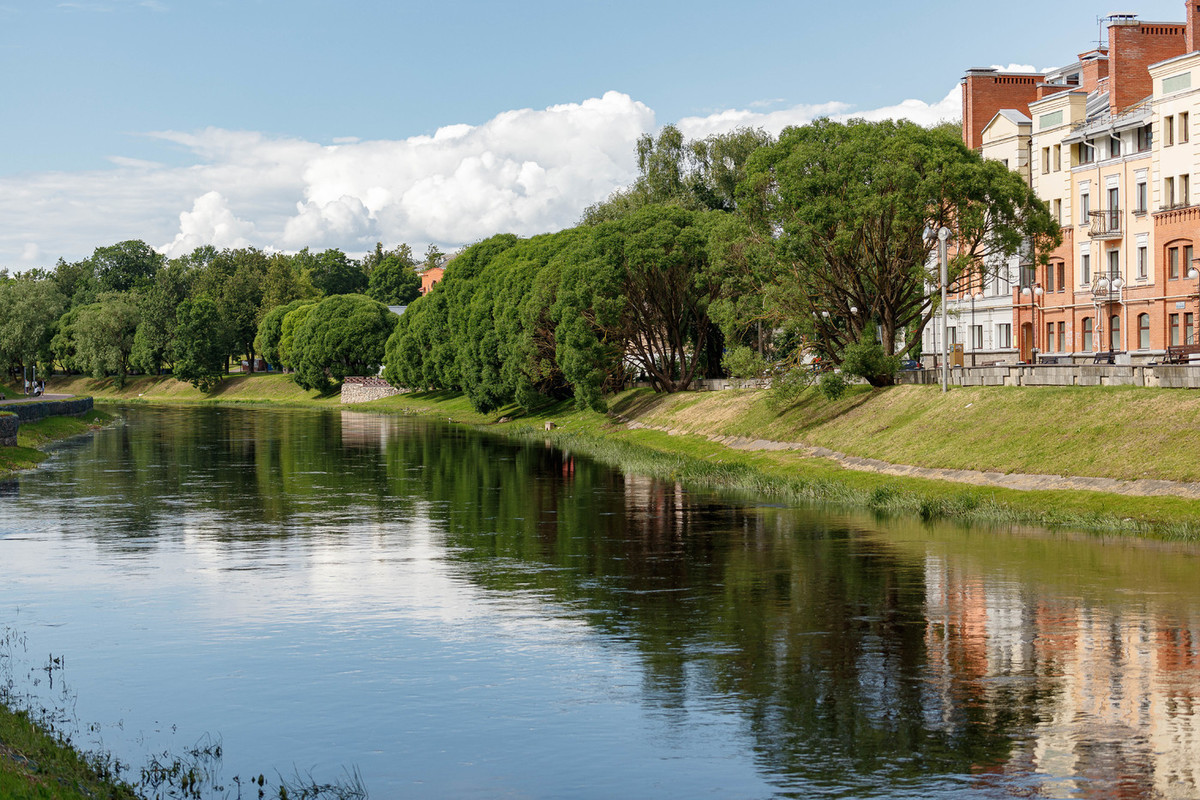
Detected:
left=1089, top=209, right=1123, bottom=240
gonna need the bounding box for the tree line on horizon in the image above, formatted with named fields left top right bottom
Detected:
left=0, top=239, right=444, bottom=389
left=1, top=117, right=1059, bottom=407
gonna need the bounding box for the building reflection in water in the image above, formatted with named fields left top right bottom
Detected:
left=924, top=555, right=1200, bottom=798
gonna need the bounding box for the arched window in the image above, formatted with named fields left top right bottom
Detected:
left=1111, top=314, right=1122, bottom=351
left=1138, top=313, right=1150, bottom=349
left=1082, top=317, right=1094, bottom=352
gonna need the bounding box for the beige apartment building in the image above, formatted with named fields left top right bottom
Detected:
left=955, top=5, right=1200, bottom=363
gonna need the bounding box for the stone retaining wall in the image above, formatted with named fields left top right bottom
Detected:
left=0, top=397, right=93, bottom=447
left=0, top=413, right=17, bottom=447
left=4, top=397, right=95, bottom=422
left=898, top=364, right=1200, bottom=389
left=341, top=377, right=405, bottom=404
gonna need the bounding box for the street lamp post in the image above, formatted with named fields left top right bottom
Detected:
left=1021, top=284, right=1044, bottom=363
left=1189, top=264, right=1200, bottom=344
left=970, top=290, right=984, bottom=367
left=924, top=226, right=952, bottom=392
left=1095, top=271, right=1126, bottom=352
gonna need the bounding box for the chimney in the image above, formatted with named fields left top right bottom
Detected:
left=1189, top=0, right=1200, bottom=51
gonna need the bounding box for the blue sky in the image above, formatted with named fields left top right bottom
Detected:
left=0, top=0, right=1189, bottom=267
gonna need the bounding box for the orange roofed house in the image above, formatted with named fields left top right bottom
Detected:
left=953, top=4, right=1200, bottom=363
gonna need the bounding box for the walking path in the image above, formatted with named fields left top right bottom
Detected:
left=0, top=394, right=73, bottom=406
left=622, top=420, right=1200, bottom=501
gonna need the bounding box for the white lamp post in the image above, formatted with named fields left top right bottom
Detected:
left=1021, top=284, right=1044, bottom=362
left=923, top=226, right=952, bottom=392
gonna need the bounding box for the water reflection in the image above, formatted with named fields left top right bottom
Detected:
left=0, top=405, right=1198, bottom=798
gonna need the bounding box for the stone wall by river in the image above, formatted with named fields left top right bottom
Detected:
left=0, top=397, right=94, bottom=445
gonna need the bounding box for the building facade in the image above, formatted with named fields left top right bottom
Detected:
left=958, top=4, right=1200, bottom=363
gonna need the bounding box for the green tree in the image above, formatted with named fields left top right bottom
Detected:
left=299, top=248, right=366, bottom=296
left=291, top=294, right=398, bottom=392
left=261, top=251, right=318, bottom=309
left=278, top=303, right=317, bottom=372
left=255, top=299, right=310, bottom=369
left=558, top=205, right=726, bottom=400
left=739, top=119, right=1060, bottom=371
left=0, top=276, right=66, bottom=375
left=131, top=261, right=193, bottom=375
left=366, top=244, right=421, bottom=305
left=73, top=292, right=141, bottom=386
left=173, top=297, right=227, bottom=392
left=90, top=240, right=164, bottom=293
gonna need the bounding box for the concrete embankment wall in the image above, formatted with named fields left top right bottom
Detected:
left=0, top=397, right=95, bottom=446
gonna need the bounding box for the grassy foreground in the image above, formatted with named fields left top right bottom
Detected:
left=0, top=704, right=135, bottom=800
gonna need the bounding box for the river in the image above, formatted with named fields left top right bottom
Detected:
left=1, top=405, right=1198, bottom=799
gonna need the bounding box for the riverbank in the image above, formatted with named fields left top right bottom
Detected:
left=0, top=702, right=136, bottom=799
left=37, top=373, right=1200, bottom=539
left=0, top=405, right=111, bottom=477
left=357, top=385, right=1200, bottom=540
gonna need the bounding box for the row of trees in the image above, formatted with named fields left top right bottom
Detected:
left=2, top=118, right=1058, bottom=404
left=0, top=239, right=441, bottom=388
left=383, top=118, right=1059, bottom=412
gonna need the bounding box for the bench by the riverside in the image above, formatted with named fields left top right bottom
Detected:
left=1038, top=356, right=1063, bottom=364
left=1163, top=343, right=1200, bottom=364
left=1092, top=351, right=1117, bottom=364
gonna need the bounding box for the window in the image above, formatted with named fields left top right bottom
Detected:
left=947, top=327, right=957, bottom=345
left=1137, top=124, right=1153, bottom=151
left=1166, top=176, right=1176, bottom=208
left=1188, top=313, right=1196, bottom=345
left=1108, top=249, right=1120, bottom=279
left=1046, top=263, right=1055, bottom=292
left=1079, top=141, right=1095, bottom=164
left=1057, top=262, right=1066, bottom=291
left=1080, top=191, right=1091, bottom=223
left=1138, top=314, right=1150, bottom=349
left=1053, top=144, right=1062, bottom=171
left=1083, top=317, right=1094, bottom=352
left=1081, top=253, right=1091, bottom=284
left=1166, top=115, right=1176, bottom=146
left=1136, top=180, right=1147, bottom=212
left=1042, top=147, right=1051, bottom=174
left=970, top=325, right=983, bottom=350
left=1182, top=174, right=1191, bottom=206
left=1108, top=186, right=1120, bottom=214
left=1181, top=112, right=1190, bottom=143
left=997, top=323, right=1012, bottom=349
left=1187, top=245, right=1195, bottom=274
left=1054, top=198, right=1063, bottom=224
left=1047, top=322, right=1055, bottom=352
left=1111, top=314, right=1121, bottom=351
left=1110, top=134, right=1122, bottom=158
left=1057, top=321, right=1066, bottom=352
left=1170, top=246, right=1181, bottom=279
left=1171, top=313, right=1181, bottom=346
left=1138, top=246, right=1148, bottom=279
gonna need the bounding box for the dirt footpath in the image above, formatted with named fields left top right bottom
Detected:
left=623, top=420, right=1200, bottom=501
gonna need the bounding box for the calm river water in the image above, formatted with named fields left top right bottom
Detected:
left=1, top=405, right=1199, bottom=799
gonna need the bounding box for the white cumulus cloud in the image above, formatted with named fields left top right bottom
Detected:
left=161, top=191, right=256, bottom=257
left=0, top=86, right=974, bottom=269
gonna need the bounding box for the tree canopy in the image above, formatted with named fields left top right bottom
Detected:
left=738, top=119, right=1060, bottom=369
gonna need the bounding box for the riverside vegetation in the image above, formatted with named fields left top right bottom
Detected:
left=30, top=372, right=1200, bottom=542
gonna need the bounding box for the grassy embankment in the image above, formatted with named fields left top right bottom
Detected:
left=0, top=379, right=112, bottom=476
left=33, top=373, right=1200, bottom=539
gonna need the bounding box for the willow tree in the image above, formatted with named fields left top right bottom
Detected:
left=739, top=119, right=1060, bottom=365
